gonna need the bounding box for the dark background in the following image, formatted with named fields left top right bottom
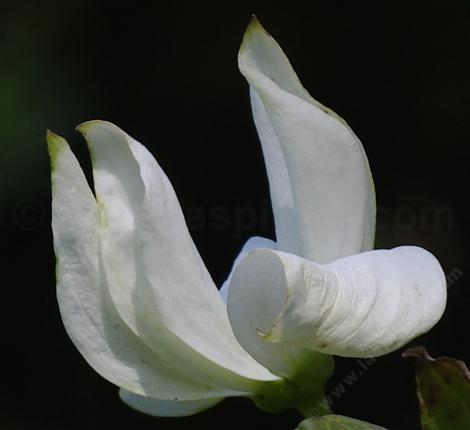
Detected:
left=2, top=1, right=469, bottom=429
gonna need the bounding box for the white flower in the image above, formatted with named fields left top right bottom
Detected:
left=49, top=18, right=446, bottom=418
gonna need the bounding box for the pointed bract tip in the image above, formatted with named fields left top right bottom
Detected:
left=76, top=119, right=113, bottom=136
left=245, top=14, right=267, bottom=36
left=46, top=130, right=67, bottom=168
left=47, top=129, right=60, bottom=141
left=250, top=14, right=259, bottom=25
left=46, top=129, right=64, bottom=147
left=76, top=120, right=96, bottom=135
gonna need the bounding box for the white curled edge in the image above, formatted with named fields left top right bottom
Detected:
left=227, top=246, right=447, bottom=359
left=220, top=236, right=277, bottom=303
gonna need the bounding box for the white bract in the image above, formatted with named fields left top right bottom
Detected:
left=49, top=18, right=446, bottom=418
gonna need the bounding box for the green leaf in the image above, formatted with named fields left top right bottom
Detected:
left=403, top=346, right=470, bottom=430
left=295, top=415, right=387, bottom=429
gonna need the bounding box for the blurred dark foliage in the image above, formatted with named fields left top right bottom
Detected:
left=1, top=1, right=469, bottom=429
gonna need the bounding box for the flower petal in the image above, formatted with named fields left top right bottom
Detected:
left=78, top=121, right=278, bottom=389
left=49, top=131, right=223, bottom=400
left=219, top=236, right=276, bottom=302
left=119, top=390, right=223, bottom=417
left=227, top=246, right=446, bottom=358
left=239, top=18, right=376, bottom=263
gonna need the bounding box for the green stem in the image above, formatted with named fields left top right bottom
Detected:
left=296, top=393, right=332, bottom=418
